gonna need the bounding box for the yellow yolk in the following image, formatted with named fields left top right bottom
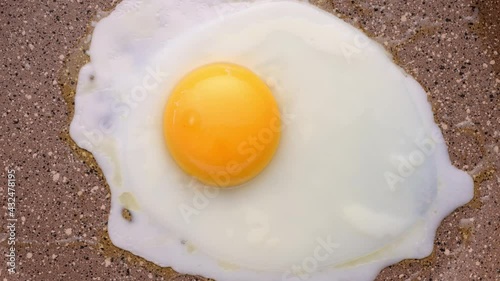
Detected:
left=163, top=63, right=281, bottom=188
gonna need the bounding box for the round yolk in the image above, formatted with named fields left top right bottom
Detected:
left=163, top=63, right=281, bottom=188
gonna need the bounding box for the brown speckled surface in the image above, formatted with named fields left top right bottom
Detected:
left=0, top=0, right=499, bottom=280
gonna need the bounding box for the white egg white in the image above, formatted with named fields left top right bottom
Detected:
left=70, top=1, right=473, bottom=281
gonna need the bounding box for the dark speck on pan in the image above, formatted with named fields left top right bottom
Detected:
left=0, top=0, right=498, bottom=280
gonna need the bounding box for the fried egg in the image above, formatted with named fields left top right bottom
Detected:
left=69, top=1, right=474, bottom=280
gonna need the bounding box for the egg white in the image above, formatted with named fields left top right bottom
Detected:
left=70, top=1, right=473, bottom=280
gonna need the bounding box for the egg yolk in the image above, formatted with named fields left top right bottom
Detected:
left=163, top=63, right=281, bottom=188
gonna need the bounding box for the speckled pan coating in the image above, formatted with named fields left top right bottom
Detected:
left=0, top=0, right=498, bottom=280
